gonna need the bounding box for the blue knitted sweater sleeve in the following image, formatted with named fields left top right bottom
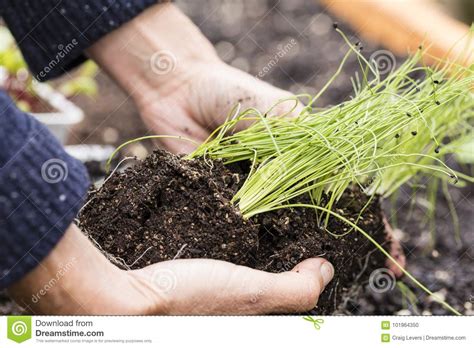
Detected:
left=0, top=91, right=90, bottom=288
left=0, top=0, right=161, bottom=288
left=0, top=0, right=157, bottom=81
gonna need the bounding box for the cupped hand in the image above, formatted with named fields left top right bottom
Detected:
left=9, top=224, right=334, bottom=315
left=129, top=257, right=334, bottom=315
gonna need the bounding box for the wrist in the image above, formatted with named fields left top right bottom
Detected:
left=86, top=3, right=220, bottom=106
left=8, top=224, right=123, bottom=314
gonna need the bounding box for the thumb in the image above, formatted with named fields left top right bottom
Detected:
left=263, top=258, right=335, bottom=313
left=133, top=257, right=334, bottom=315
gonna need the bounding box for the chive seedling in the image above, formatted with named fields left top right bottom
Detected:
left=191, top=52, right=473, bottom=217
left=189, top=35, right=473, bottom=315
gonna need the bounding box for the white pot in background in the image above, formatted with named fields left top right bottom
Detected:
left=31, top=82, right=84, bottom=144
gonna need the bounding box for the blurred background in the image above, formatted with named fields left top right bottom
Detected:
left=1, top=0, right=473, bottom=315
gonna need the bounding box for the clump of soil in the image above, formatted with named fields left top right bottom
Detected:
left=79, top=149, right=389, bottom=314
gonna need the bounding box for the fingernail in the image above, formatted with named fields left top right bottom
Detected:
left=320, top=262, right=334, bottom=287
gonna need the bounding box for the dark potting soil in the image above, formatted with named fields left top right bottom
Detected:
left=79, top=149, right=389, bottom=314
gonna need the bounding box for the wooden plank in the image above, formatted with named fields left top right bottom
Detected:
left=320, top=0, right=473, bottom=66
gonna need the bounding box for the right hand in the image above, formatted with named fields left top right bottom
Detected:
left=8, top=224, right=334, bottom=315
left=87, top=3, right=303, bottom=154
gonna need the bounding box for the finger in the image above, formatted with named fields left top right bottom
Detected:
left=195, top=64, right=305, bottom=131
left=228, top=79, right=305, bottom=132
left=141, top=98, right=210, bottom=154
left=132, top=257, right=334, bottom=315
left=232, top=90, right=305, bottom=132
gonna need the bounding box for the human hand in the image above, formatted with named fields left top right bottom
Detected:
left=87, top=3, right=302, bottom=154
left=136, top=60, right=302, bottom=153
left=86, top=3, right=404, bottom=280
left=8, top=224, right=334, bottom=315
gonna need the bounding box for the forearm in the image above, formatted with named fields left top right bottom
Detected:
left=8, top=224, right=123, bottom=314
left=9, top=225, right=102, bottom=313
left=0, top=91, right=90, bottom=289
